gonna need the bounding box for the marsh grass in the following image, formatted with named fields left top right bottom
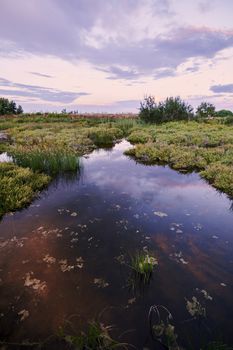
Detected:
left=87, top=127, right=123, bottom=146
left=126, top=121, right=233, bottom=196
left=2, top=115, right=233, bottom=215
left=130, top=252, right=158, bottom=283
left=0, top=162, right=50, bottom=217
left=113, top=118, right=139, bottom=135
left=58, top=321, right=129, bottom=349
left=127, top=130, right=151, bottom=144
left=12, top=150, right=79, bottom=176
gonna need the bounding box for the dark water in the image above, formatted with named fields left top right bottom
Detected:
left=0, top=140, right=233, bottom=349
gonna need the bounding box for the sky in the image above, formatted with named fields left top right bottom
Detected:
left=0, top=0, right=233, bottom=113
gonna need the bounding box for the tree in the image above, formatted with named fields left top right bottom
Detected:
left=162, top=97, right=193, bottom=122
left=0, top=97, right=23, bottom=115
left=139, top=96, right=163, bottom=123
left=196, top=102, right=215, bottom=118
left=139, top=96, right=193, bottom=123
left=17, top=105, right=23, bottom=114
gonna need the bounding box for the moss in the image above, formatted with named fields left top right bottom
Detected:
left=0, top=163, right=50, bottom=217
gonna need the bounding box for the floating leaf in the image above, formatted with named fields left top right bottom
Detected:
left=153, top=211, right=168, bottom=218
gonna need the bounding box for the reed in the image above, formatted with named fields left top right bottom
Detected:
left=12, top=150, right=79, bottom=176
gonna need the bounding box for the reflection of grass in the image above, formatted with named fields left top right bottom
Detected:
left=130, top=252, right=158, bottom=283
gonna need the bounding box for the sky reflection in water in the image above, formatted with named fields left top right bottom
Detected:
left=0, top=140, right=233, bottom=348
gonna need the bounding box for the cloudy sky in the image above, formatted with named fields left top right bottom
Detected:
left=0, top=0, right=233, bottom=113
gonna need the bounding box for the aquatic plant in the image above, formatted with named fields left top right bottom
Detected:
left=130, top=252, right=158, bottom=283
left=148, top=305, right=179, bottom=350
left=58, top=321, right=129, bottom=349
left=186, top=296, right=206, bottom=319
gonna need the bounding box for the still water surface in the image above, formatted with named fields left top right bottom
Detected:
left=0, top=140, right=233, bottom=348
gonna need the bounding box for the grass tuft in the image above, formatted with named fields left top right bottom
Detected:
left=58, top=321, right=128, bottom=349
left=12, top=150, right=79, bottom=176
left=130, top=252, right=158, bottom=283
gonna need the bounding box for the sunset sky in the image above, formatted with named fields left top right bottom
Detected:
left=0, top=0, right=233, bottom=113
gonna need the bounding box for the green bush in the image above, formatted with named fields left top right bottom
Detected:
left=196, top=102, right=215, bottom=118
left=215, top=109, right=233, bottom=118
left=224, top=115, right=233, bottom=125
left=139, top=96, right=193, bottom=123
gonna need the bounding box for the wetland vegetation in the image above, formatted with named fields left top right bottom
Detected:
left=0, top=99, right=233, bottom=349
left=1, top=102, right=233, bottom=219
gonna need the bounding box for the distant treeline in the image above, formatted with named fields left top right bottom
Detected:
left=0, top=97, right=23, bottom=115
left=139, top=96, right=233, bottom=123
left=0, top=96, right=232, bottom=124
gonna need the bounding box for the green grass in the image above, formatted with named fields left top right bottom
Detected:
left=130, top=252, right=158, bottom=283
left=125, top=120, right=233, bottom=197
left=0, top=116, right=138, bottom=218
left=1, top=115, right=233, bottom=218
left=87, top=126, right=123, bottom=146
left=0, top=162, right=50, bottom=217
left=12, top=149, right=79, bottom=175
left=127, top=129, right=151, bottom=144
